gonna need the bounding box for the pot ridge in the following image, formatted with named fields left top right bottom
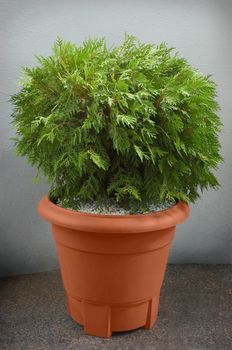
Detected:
left=38, top=196, right=190, bottom=234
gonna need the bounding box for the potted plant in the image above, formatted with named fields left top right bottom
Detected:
left=11, top=36, right=222, bottom=338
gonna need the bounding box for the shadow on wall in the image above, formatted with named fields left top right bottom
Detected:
left=0, top=228, right=58, bottom=277
left=169, top=205, right=232, bottom=264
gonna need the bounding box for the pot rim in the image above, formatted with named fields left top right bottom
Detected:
left=38, top=195, right=190, bottom=234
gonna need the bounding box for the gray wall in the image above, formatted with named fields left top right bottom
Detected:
left=0, top=0, right=231, bottom=277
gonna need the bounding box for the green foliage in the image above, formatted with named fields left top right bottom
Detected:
left=11, top=35, right=223, bottom=212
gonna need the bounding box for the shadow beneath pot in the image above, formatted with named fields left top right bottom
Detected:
left=112, top=327, right=143, bottom=337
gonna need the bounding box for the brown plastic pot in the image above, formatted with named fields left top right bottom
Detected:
left=38, top=196, right=189, bottom=338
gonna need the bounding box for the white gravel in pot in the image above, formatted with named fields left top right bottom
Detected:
left=56, top=198, right=175, bottom=215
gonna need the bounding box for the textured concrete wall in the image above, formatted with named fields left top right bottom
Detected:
left=0, top=0, right=231, bottom=276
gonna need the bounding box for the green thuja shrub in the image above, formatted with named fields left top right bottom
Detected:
left=11, top=36, right=222, bottom=212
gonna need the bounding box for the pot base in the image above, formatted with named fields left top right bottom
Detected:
left=67, top=294, right=158, bottom=338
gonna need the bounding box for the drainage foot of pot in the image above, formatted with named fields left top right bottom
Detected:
left=66, top=294, right=159, bottom=337
left=143, top=297, right=159, bottom=330
left=83, top=302, right=112, bottom=338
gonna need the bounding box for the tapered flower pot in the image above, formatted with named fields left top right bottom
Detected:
left=38, top=196, right=189, bottom=338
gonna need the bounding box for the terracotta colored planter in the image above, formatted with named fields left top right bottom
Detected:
left=38, top=196, right=189, bottom=338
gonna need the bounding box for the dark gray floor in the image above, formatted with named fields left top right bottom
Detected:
left=0, top=265, right=231, bottom=350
